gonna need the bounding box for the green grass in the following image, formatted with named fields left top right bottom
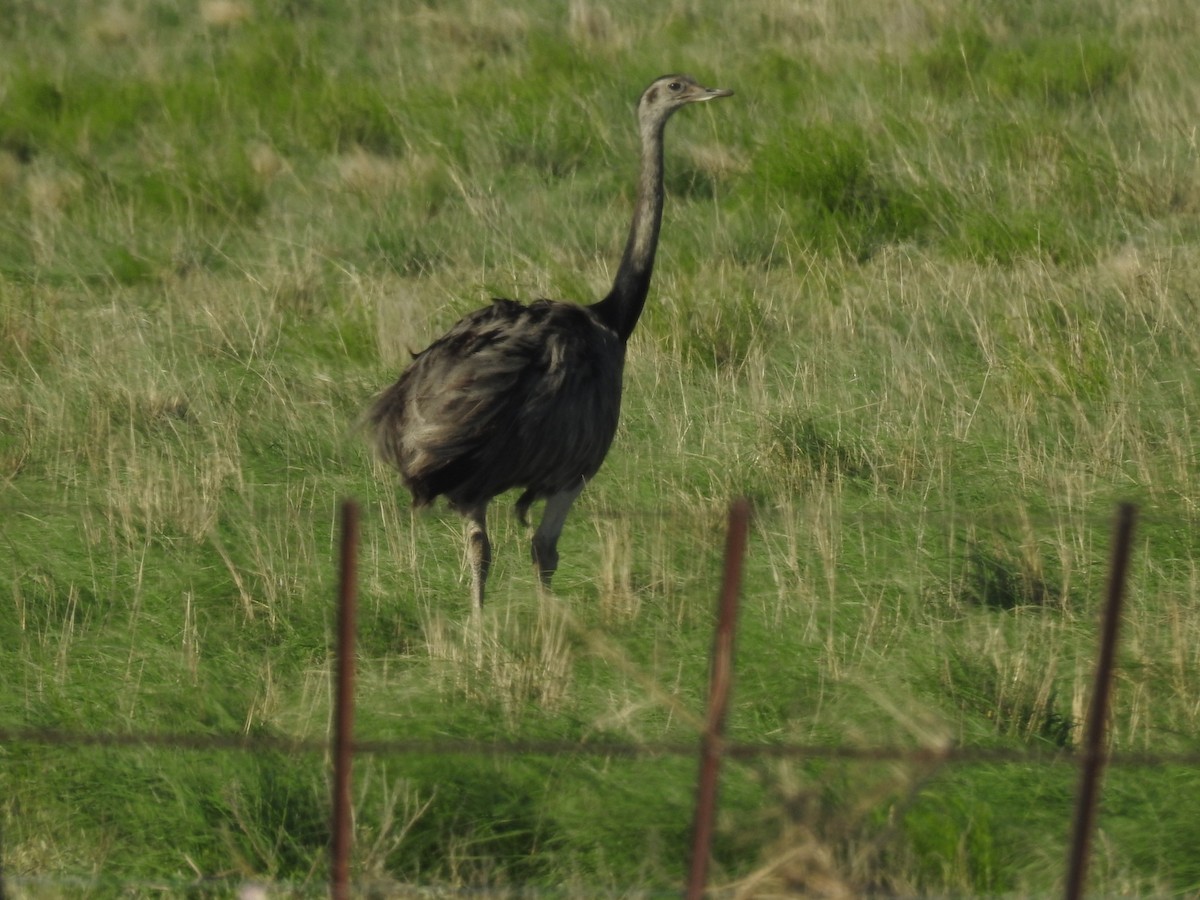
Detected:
left=3, top=0, right=1200, bottom=895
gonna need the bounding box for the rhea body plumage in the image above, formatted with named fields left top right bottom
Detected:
left=368, top=74, right=733, bottom=610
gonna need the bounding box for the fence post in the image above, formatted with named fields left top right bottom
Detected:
left=331, top=499, right=360, bottom=900
left=686, top=498, right=751, bottom=900
left=1064, top=502, right=1136, bottom=900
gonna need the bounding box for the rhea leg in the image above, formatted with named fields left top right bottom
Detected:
left=531, top=481, right=585, bottom=588
left=464, top=503, right=491, bottom=611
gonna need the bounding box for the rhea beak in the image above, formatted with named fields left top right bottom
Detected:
left=699, top=86, right=734, bottom=100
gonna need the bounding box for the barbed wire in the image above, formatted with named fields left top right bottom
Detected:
left=4, top=726, right=1199, bottom=771
left=2, top=498, right=1193, bottom=898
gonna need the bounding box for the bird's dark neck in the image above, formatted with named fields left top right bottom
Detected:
left=591, top=116, right=666, bottom=344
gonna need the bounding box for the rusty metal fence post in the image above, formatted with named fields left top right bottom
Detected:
left=686, top=498, right=751, bottom=900
left=1064, top=502, right=1137, bottom=900
left=331, top=499, right=360, bottom=900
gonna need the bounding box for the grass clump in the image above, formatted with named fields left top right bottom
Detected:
left=752, top=122, right=933, bottom=261
left=919, top=24, right=1135, bottom=106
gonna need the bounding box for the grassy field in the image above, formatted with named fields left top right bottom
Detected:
left=3, top=0, right=1200, bottom=895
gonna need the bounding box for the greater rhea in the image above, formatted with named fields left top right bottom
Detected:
left=368, top=74, right=733, bottom=610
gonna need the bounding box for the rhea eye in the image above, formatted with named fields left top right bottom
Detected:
left=669, top=81, right=682, bottom=91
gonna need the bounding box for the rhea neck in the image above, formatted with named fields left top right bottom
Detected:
left=591, top=109, right=669, bottom=344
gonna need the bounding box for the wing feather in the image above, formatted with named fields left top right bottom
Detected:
left=367, top=299, right=625, bottom=510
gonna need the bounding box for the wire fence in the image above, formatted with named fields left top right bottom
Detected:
left=2, top=498, right=1176, bottom=899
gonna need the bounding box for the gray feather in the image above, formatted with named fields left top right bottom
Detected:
left=364, top=74, right=732, bottom=608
